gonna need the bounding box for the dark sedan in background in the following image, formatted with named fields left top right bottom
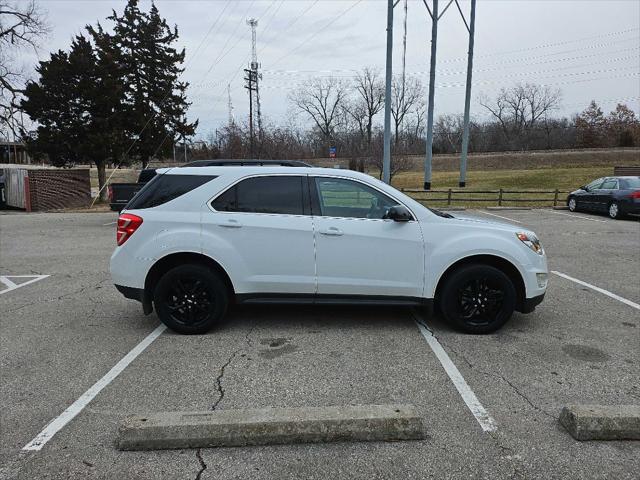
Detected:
left=567, top=176, right=640, bottom=219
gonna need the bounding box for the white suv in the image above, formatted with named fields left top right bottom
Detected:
left=110, top=166, right=547, bottom=334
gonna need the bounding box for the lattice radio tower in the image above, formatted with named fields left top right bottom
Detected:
left=245, top=18, right=262, bottom=157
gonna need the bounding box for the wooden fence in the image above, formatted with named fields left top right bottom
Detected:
left=402, top=188, right=570, bottom=207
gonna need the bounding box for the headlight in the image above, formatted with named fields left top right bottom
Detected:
left=516, top=232, right=544, bottom=255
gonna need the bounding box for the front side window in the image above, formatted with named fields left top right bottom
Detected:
left=314, top=177, right=397, bottom=219
left=586, top=178, right=604, bottom=191
left=211, top=176, right=305, bottom=215
left=600, top=179, right=617, bottom=190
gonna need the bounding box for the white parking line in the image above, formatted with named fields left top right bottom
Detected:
left=551, top=271, right=640, bottom=310
left=412, top=312, right=497, bottom=433
left=549, top=211, right=607, bottom=223
left=476, top=210, right=522, bottom=224
left=22, top=324, right=166, bottom=451
left=102, top=221, right=117, bottom=226
left=0, top=275, right=49, bottom=295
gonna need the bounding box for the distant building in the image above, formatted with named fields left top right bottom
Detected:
left=1, top=141, right=31, bottom=164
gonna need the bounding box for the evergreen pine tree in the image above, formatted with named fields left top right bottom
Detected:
left=101, top=0, right=197, bottom=167
left=22, top=35, right=124, bottom=201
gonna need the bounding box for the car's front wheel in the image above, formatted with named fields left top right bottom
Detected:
left=440, top=264, right=516, bottom=334
left=568, top=197, right=577, bottom=212
left=153, top=264, right=229, bottom=334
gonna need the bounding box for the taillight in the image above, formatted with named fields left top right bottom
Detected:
left=629, top=191, right=640, bottom=199
left=108, top=185, right=113, bottom=202
left=117, top=213, right=143, bottom=246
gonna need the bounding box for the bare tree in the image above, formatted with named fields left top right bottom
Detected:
left=434, top=114, right=464, bottom=154
left=390, top=74, right=423, bottom=147
left=289, top=77, right=348, bottom=146
left=479, top=83, right=561, bottom=148
left=0, top=0, right=49, bottom=139
left=348, top=67, right=384, bottom=171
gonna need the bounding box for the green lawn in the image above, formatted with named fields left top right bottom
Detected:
left=389, top=166, right=615, bottom=208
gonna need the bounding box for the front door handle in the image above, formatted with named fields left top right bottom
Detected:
left=218, top=219, right=242, bottom=228
left=319, top=226, right=343, bottom=236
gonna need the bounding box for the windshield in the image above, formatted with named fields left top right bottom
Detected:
left=427, top=207, right=454, bottom=218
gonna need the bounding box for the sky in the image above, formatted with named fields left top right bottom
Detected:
left=23, top=0, right=640, bottom=140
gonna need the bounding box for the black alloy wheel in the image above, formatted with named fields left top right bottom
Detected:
left=440, top=264, right=516, bottom=334
left=458, top=277, right=505, bottom=325
left=154, top=264, right=228, bottom=334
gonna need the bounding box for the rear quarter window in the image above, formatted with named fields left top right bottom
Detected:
left=126, top=174, right=216, bottom=210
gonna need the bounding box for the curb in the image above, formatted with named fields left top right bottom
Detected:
left=553, top=206, right=569, bottom=210
left=559, top=405, right=640, bottom=441
left=117, top=404, right=426, bottom=451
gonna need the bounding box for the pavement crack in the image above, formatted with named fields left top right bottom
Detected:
left=211, top=351, right=237, bottom=410
left=211, top=325, right=256, bottom=411
left=496, top=374, right=555, bottom=420
left=194, top=448, right=207, bottom=480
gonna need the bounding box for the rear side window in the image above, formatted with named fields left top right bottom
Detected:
left=620, top=177, right=640, bottom=189
left=126, top=174, right=216, bottom=210
left=211, top=176, right=305, bottom=215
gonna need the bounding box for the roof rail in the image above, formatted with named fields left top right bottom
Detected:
left=182, top=159, right=312, bottom=168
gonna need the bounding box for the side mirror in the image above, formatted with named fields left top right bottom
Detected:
left=579, top=185, right=587, bottom=191
left=384, top=205, right=413, bottom=222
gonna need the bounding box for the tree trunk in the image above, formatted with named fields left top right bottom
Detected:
left=97, top=160, right=108, bottom=202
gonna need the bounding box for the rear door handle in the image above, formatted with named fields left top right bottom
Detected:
left=218, top=219, right=242, bottom=228
left=319, top=227, right=343, bottom=236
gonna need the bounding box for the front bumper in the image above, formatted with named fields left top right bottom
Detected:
left=520, top=293, right=545, bottom=314
left=115, top=284, right=144, bottom=302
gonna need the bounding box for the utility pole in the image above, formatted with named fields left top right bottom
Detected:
left=382, top=0, right=394, bottom=184
left=244, top=68, right=257, bottom=157
left=423, top=0, right=438, bottom=190
left=459, top=0, right=477, bottom=187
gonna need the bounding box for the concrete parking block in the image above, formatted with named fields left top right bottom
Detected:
left=559, top=405, right=640, bottom=441
left=117, top=404, right=426, bottom=451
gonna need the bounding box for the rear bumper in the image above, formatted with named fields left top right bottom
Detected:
left=519, top=293, right=545, bottom=314
left=115, top=284, right=153, bottom=315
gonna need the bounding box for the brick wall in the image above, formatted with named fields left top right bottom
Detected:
left=27, top=169, right=91, bottom=211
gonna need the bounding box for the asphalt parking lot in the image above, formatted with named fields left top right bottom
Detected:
left=1, top=209, right=638, bottom=479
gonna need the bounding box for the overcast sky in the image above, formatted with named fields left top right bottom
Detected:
left=28, top=0, right=640, bottom=139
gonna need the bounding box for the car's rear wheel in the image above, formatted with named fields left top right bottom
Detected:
left=440, top=264, right=516, bottom=334
left=568, top=197, right=577, bottom=212
left=153, top=264, right=228, bottom=334
left=608, top=201, right=623, bottom=219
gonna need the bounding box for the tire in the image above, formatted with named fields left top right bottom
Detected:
left=439, top=264, right=516, bottom=334
left=608, top=201, right=623, bottom=220
left=153, top=264, right=229, bottom=334
left=567, top=197, right=577, bottom=212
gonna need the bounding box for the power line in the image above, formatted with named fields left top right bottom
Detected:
left=268, top=0, right=365, bottom=69
left=261, top=46, right=639, bottom=79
